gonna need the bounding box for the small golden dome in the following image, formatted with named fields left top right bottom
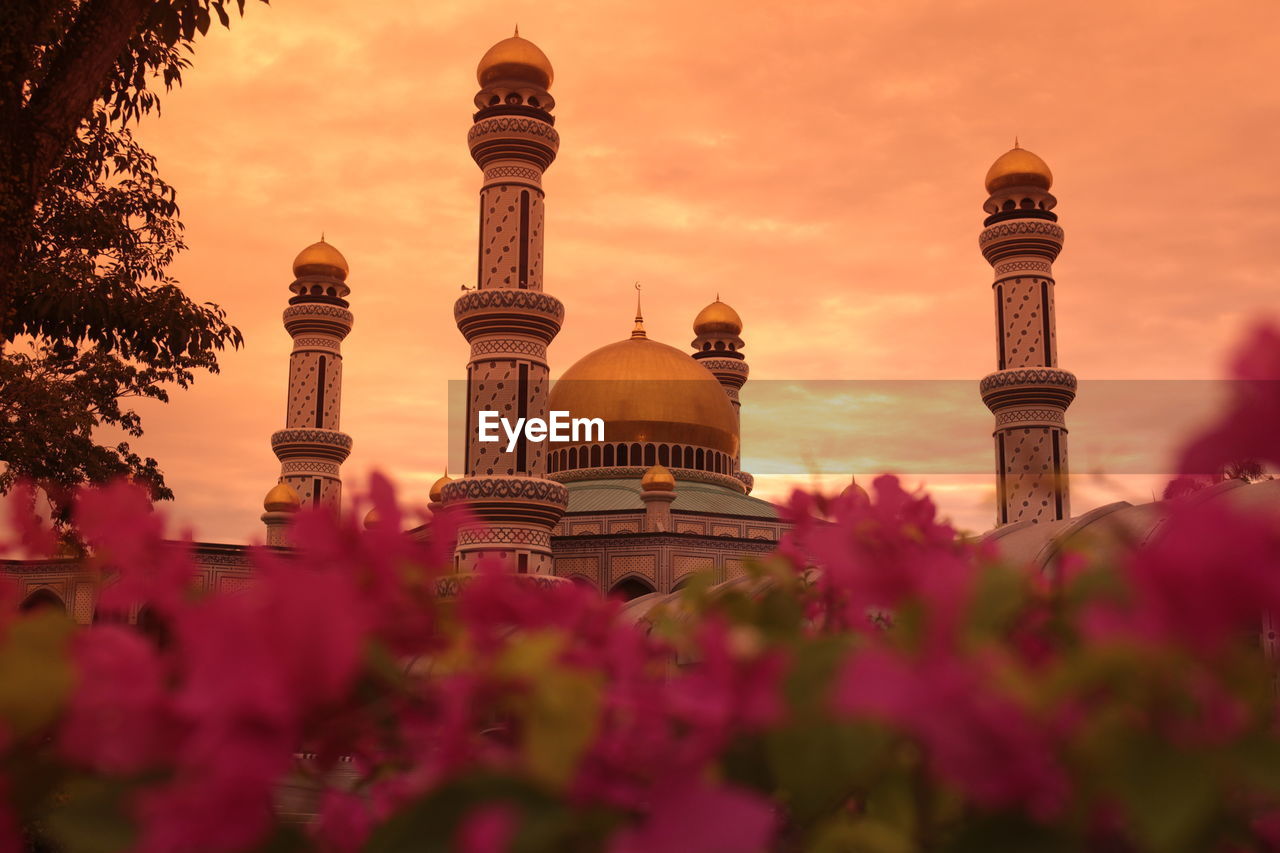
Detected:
left=641, top=464, right=676, bottom=491
left=693, top=299, right=743, bottom=336
left=548, top=335, right=739, bottom=456
left=477, top=32, right=554, bottom=90
left=984, top=146, right=1053, bottom=194
left=363, top=507, right=380, bottom=529
left=292, top=239, right=349, bottom=280
left=429, top=473, right=453, bottom=503
left=264, top=482, right=301, bottom=512
left=841, top=475, right=869, bottom=503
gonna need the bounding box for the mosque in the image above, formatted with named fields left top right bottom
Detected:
left=8, top=31, right=1276, bottom=621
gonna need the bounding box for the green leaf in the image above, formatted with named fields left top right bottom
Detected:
left=41, top=777, right=136, bottom=853
left=0, top=610, right=76, bottom=737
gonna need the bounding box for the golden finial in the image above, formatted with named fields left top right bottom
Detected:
left=1014, top=136, right=1020, bottom=148
left=631, top=282, right=646, bottom=339
left=514, top=23, right=519, bottom=37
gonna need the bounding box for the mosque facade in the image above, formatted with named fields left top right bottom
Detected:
left=4, top=32, right=1164, bottom=620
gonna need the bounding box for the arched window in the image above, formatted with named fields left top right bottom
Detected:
left=696, top=448, right=705, bottom=469
left=644, top=444, right=656, bottom=466
left=617, top=444, right=628, bottom=466
left=714, top=341, right=725, bottom=351
left=609, top=576, right=656, bottom=602
left=631, top=444, right=642, bottom=465
left=658, top=445, right=670, bottom=466
left=604, top=444, right=615, bottom=466
left=19, top=588, right=64, bottom=614
left=569, top=447, right=578, bottom=468
left=590, top=445, right=601, bottom=467
left=684, top=446, right=694, bottom=468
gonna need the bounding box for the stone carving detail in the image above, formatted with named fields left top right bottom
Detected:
left=993, top=260, right=1053, bottom=276
left=698, top=358, right=749, bottom=372
left=979, top=368, right=1077, bottom=393
left=469, top=117, right=561, bottom=144
left=470, top=339, right=547, bottom=358
left=280, top=460, right=340, bottom=476
left=456, top=527, right=551, bottom=547
left=551, top=466, right=748, bottom=494
left=455, top=288, right=564, bottom=319
left=271, top=428, right=354, bottom=449
left=980, top=220, right=1065, bottom=245
left=283, top=304, right=354, bottom=322
left=292, top=337, right=342, bottom=349
left=441, top=476, right=568, bottom=505
left=995, top=408, right=1067, bottom=426
left=484, top=165, right=542, bottom=182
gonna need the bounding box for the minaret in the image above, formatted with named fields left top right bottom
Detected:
left=268, top=239, right=354, bottom=515
left=442, top=31, right=568, bottom=574
left=640, top=464, right=676, bottom=532
left=978, top=145, right=1076, bottom=525
left=692, top=298, right=750, bottom=487
left=261, top=481, right=300, bottom=546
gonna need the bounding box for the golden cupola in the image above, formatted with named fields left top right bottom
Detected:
left=292, top=239, right=349, bottom=280
left=428, top=472, right=453, bottom=503
left=477, top=29, right=554, bottom=90
left=693, top=299, right=743, bottom=336
left=641, top=464, right=676, bottom=492
left=984, top=145, right=1053, bottom=194
left=263, top=482, right=301, bottom=513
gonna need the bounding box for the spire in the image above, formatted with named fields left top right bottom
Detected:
left=631, top=282, right=646, bottom=339
left=514, top=23, right=519, bottom=37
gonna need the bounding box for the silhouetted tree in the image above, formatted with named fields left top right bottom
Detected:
left=0, top=0, right=263, bottom=522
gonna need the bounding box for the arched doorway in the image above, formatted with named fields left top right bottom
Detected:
left=609, top=576, right=655, bottom=601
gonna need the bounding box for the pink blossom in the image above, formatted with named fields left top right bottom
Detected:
left=836, top=646, right=1069, bottom=819
left=455, top=804, right=516, bottom=853
left=610, top=779, right=776, bottom=853
left=60, top=625, right=175, bottom=773
left=1179, top=323, right=1280, bottom=476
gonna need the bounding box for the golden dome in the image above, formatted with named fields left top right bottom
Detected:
left=477, top=31, right=554, bottom=90
left=429, top=473, right=453, bottom=503
left=984, top=146, right=1053, bottom=194
left=841, top=475, right=869, bottom=503
left=363, top=507, right=380, bottom=529
left=641, top=464, right=676, bottom=491
left=548, top=336, right=739, bottom=457
left=693, top=299, right=742, bottom=336
left=292, top=239, right=349, bottom=280
left=263, top=482, right=301, bottom=512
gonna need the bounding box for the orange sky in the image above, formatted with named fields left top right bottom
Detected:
left=110, top=0, right=1280, bottom=541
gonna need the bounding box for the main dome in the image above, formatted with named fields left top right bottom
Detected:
left=548, top=336, right=739, bottom=457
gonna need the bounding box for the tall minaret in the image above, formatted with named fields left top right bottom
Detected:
left=268, top=239, right=354, bottom=515
left=442, top=31, right=568, bottom=574
left=978, top=145, right=1076, bottom=526
left=691, top=298, right=750, bottom=487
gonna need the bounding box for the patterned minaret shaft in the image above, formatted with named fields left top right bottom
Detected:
left=443, top=33, right=568, bottom=574
left=979, top=146, right=1075, bottom=526
left=691, top=299, right=748, bottom=470
left=269, top=241, right=354, bottom=513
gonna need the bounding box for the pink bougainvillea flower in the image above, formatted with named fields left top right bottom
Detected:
left=836, top=646, right=1069, bottom=819
left=455, top=803, right=516, bottom=853
left=610, top=779, right=776, bottom=853
left=1179, top=323, right=1280, bottom=476
left=60, top=625, right=175, bottom=774
left=3, top=481, right=57, bottom=559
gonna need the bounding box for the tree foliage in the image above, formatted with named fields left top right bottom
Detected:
left=0, top=0, right=263, bottom=521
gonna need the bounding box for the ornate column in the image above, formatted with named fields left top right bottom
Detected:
left=640, top=465, right=676, bottom=532
left=261, top=482, right=300, bottom=546
left=442, top=32, right=568, bottom=574
left=268, top=239, right=354, bottom=514
left=979, top=145, right=1075, bottom=526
